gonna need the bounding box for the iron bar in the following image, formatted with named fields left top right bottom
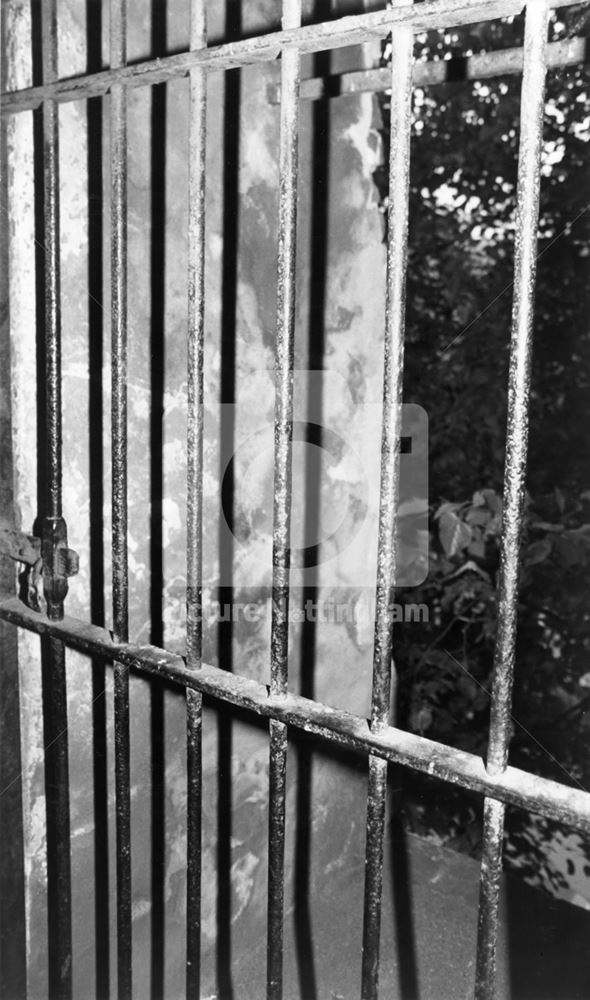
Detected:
left=110, top=0, right=128, bottom=649
left=361, top=5, right=413, bottom=997
left=41, top=0, right=62, bottom=522
left=270, top=36, right=588, bottom=104
left=186, top=0, right=207, bottom=994
left=474, top=3, right=549, bottom=998
left=114, top=658, right=131, bottom=1000
left=110, top=1, right=131, bottom=997
left=2, top=596, right=590, bottom=835
left=267, top=4, right=301, bottom=996
left=39, top=3, right=72, bottom=996
left=7, top=0, right=588, bottom=115
left=41, top=636, right=72, bottom=1000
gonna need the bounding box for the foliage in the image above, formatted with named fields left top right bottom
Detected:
left=376, top=7, right=590, bottom=891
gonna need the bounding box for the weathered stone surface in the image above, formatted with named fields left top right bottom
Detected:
left=10, top=3, right=576, bottom=1000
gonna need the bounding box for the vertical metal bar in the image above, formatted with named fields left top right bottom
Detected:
left=42, top=0, right=62, bottom=521
left=110, top=0, right=128, bottom=645
left=42, top=637, right=72, bottom=1000
left=110, top=1, right=131, bottom=998
left=361, top=5, right=413, bottom=998
left=474, top=4, right=549, bottom=997
left=186, top=0, right=207, bottom=995
left=39, top=4, right=73, bottom=998
left=267, top=2, right=301, bottom=997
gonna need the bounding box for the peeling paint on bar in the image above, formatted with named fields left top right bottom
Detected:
left=110, top=2, right=132, bottom=998
left=186, top=1, right=207, bottom=995
left=475, top=798, right=505, bottom=1000
left=268, top=4, right=301, bottom=996
left=2, top=597, right=590, bottom=835
left=475, top=3, right=550, bottom=998
left=361, top=6, right=414, bottom=998
left=9, top=0, right=588, bottom=115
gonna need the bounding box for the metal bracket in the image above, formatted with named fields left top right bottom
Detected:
left=41, top=517, right=79, bottom=621
left=0, top=516, right=78, bottom=619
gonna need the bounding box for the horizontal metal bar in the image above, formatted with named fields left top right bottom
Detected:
left=269, top=35, right=587, bottom=103
left=3, top=0, right=586, bottom=114
left=1, top=595, right=590, bottom=834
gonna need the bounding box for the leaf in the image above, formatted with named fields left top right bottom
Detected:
left=525, top=537, right=552, bottom=566
left=465, top=507, right=489, bottom=528
left=438, top=509, right=472, bottom=557
left=472, top=489, right=501, bottom=515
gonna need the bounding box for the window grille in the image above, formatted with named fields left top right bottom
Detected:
left=1, top=2, right=589, bottom=999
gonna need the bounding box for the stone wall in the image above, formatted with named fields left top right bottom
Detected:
left=4, top=2, right=416, bottom=996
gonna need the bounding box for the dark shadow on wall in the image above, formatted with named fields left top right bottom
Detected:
left=388, top=773, right=419, bottom=1000
left=149, top=0, right=168, bottom=996
left=86, top=0, right=111, bottom=996
left=294, top=8, right=332, bottom=995
left=506, top=865, right=590, bottom=999
left=31, top=7, right=74, bottom=998
left=216, top=1, right=243, bottom=997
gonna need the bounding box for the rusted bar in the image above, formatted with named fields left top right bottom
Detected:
left=267, top=717, right=288, bottom=999
left=39, top=3, right=73, bottom=997
left=41, top=0, right=62, bottom=522
left=6, top=0, right=580, bottom=115
left=361, top=6, right=413, bottom=998
left=41, top=636, right=72, bottom=1000
left=110, top=1, right=131, bottom=998
left=267, top=4, right=301, bottom=996
left=110, top=0, right=128, bottom=648
left=475, top=3, right=549, bottom=998
left=2, top=594, right=590, bottom=834
left=270, top=36, right=588, bottom=104
left=475, top=797, right=505, bottom=997
left=186, top=0, right=207, bottom=994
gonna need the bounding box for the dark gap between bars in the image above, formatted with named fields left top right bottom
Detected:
left=85, top=0, right=111, bottom=992
left=35, top=0, right=74, bottom=996
left=110, top=1, right=132, bottom=998
left=148, top=0, right=167, bottom=995
left=5, top=2, right=589, bottom=999
left=186, top=0, right=208, bottom=995
left=268, top=2, right=302, bottom=994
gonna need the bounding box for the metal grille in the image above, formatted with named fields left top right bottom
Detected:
left=1, top=1, right=589, bottom=999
